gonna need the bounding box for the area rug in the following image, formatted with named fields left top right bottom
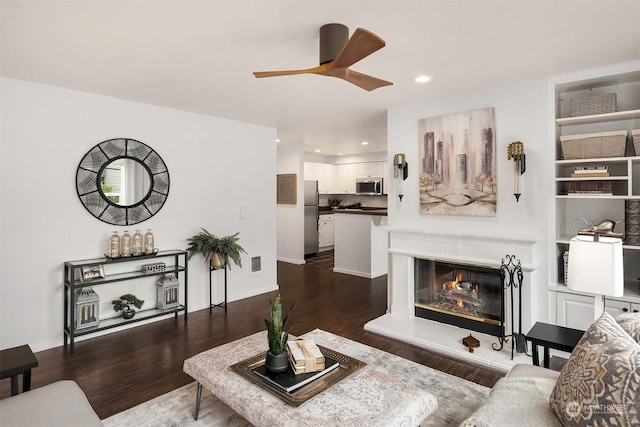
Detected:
left=103, top=329, right=491, bottom=426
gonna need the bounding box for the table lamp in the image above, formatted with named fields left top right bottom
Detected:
left=567, top=234, right=624, bottom=320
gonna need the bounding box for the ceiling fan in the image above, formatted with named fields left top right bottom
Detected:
left=253, top=23, right=393, bottom=92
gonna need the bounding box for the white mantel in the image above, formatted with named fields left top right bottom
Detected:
left=365, top=227, right=539, bottom=372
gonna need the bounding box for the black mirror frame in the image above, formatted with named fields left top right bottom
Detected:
left=76, top=138, right=170, bottom=226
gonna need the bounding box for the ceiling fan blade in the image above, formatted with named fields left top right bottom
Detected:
left=340, top=69, right=393, bottom=91
left=331, top=28, right=386, bottom=69
left=253, top=64, right=329, bottom=78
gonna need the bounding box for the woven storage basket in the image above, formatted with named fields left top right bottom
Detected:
left=633, top=129, right=640, bottom=156
left=560, top=130, right=627, bottom=159
left=569, top=93, right=616, bottom=117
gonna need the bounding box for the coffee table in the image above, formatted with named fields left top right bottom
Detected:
left=183, top=329, right=437, bottom=426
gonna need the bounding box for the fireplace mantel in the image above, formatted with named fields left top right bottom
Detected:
left=365, top=226, right=539, bottom=371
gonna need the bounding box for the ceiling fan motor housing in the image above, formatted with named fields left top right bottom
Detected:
left=319, top=23, right=349, bottom=65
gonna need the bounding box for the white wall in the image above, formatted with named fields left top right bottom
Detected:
left=277, top=144, right=305, bottom=264
left=386, top=78, right=550, bottom=325
left=0, top=78, right=278, bottom=351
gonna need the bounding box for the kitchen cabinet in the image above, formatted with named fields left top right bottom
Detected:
left=337, top=164, right=356, bottom=194
left=304, top=162, right=336, bottom=194
left=319, top=214, right=335, bottom=250
left=550, top=64, right=640, bottom=318
left=356, top=162, right=384, bottom=178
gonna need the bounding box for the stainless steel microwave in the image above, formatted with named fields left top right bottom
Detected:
left=355, top=177, right=384, bottom=195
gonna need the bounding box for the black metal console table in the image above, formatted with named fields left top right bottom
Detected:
left=63, top=249, right=188, bottom=353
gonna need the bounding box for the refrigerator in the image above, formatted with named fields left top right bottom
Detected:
left=304, top=180, right=319, bottom=256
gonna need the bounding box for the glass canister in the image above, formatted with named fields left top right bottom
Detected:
left=132, top=230, right=144, bottom=256
left=144, top=229, right=155, bottom=254
left=109, top=231, right=120, bottom=258
left=121, top=230, right=132, bottom=257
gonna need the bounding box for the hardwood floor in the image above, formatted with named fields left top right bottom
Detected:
left=0, top=252, right=504, bottom=419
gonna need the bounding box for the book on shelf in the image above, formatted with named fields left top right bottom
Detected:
left=567, top=191, right=613, bottom=196
left=573, top=165, right=608, bottom=173
left=570, top=172, right=610, bottom=178
left=252, top=355, right=339, bottom=393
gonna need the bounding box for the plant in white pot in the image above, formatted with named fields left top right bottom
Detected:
left=185, top=228, right=246, bottom=270
left=264, top=294, right=299, bottom=373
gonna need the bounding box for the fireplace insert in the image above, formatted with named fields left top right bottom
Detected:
left=414, top=258, right=504, bottom=337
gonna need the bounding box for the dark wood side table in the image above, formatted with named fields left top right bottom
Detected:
left=0, top=344, right=39, bottom=395
left=525, top=322, right=584, bottom=368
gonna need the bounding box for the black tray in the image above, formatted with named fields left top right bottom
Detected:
left=230, top=345, right=366, bottom=406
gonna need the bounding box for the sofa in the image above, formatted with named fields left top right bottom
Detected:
left=0, top=380, right=102, bottom=426
left=461, top=312, right=640, bottom=427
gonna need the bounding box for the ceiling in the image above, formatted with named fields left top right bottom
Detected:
left=2, top=1, right=639, bottom=156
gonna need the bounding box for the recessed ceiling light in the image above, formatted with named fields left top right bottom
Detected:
left=414, top=75, right=431, bottom=83
left=338, top=153, right=344, bottom=156
left=314, top=149, right=321, bottom=153
left=275, top=138, right=280, bottom=143
left=361, top=141, right=369, bottom=145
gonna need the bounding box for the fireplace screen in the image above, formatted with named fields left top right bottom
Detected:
left=414, top=258, right=504, bottom=337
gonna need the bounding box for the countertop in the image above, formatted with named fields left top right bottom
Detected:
left=320, top=207, right=387, bottom=216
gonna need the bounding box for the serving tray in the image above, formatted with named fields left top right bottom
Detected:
left=230, top=345, right=366, bottom=406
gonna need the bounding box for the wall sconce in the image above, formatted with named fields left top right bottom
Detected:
left=507, top=141, right=526, bottom=202
left=393, top=153, right=408, bottom=201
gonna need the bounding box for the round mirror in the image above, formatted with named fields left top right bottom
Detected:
left=99, top=158, right=152, bottom=207
left=76, top=138, right=170, bottom=226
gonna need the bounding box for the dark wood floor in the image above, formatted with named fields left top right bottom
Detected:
left=0, top=251, right=504, bottom=419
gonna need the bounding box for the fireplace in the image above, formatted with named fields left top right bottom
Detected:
left=414, top=258, right=504, bottom=338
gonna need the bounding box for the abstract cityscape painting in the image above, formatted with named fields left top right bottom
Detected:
left=418, top=107, right=496, bottom=216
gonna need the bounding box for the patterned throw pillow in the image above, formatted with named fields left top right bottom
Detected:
left=549, top=312, right=640, bottom=426
left=616, top=312, right=640, bottom=344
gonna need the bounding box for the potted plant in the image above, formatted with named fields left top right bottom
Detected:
left=328, top=197, right=342, bottom=209
left=263, top=294, right=299, bottom=373
left=112, top=293, right=144, bottom=319
left=186, top=228, right=246, bottom=270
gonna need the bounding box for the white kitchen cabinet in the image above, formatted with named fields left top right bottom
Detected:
left=318, top=214, right=335, bottom=250
left=556, top=291, right=595, bottom=331
left=356, top=162, right=384, bottom=178
left=304, top=162, right=337, bottom=194
left=337, top=164, right=356, bottom=194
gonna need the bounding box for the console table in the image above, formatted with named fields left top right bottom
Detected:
left=526, top=322, right=584, bottom=368
left=63, top=250, right=188, bottom=353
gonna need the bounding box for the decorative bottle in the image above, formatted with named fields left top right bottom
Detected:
left=120, top=230, right=132, bottom=257
left=109, top=231, right=120, bottom=258
left=132, top=230, right=144, bottom=256
left=144, top=229, right=155, bottom=254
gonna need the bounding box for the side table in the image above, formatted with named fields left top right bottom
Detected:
left=525, top=322, right=584, bottom=368
left=0, top=344, right=39, bottom=395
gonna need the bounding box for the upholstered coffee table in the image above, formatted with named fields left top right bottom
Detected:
left=183, top=329, right=437, bottom=426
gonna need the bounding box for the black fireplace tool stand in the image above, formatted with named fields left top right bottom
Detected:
left=492, top=255, right=527, bottom=359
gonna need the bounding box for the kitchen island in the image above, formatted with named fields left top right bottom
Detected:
left=333, top=209, right=388, bottom=278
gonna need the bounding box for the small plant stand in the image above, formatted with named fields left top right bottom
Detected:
left=209, top=265, right=228, bottom=312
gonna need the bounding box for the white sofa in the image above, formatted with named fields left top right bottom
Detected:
left=462, top=312, right=640, bottom=427
left=0, top=380, right=102, bottom=427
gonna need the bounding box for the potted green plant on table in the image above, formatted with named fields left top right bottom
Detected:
left=185, top=228, right=246, bottom=270
left=112, top=294, right=144, bottom=319
left=264, top=294, right=299, bottom=373
left=328, top=197, right=342, bottom=209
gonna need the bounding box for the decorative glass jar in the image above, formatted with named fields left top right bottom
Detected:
left=132, top=230, right=143, bottom=256
left=144, top=229, right=155, bottom=254
left=121, top=230, right=132, bottom=257
left=109, top=231, right=120, bottom=258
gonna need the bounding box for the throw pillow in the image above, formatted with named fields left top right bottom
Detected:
left=616, top=312, right=640, bottom=344
left=549, top=312, right=640, bottom=426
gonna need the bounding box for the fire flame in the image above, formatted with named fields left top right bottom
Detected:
left=457, top=300, right=464, bottom=309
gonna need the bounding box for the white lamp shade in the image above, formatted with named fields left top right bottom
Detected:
left=567, top=235, right=624, bottom=297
